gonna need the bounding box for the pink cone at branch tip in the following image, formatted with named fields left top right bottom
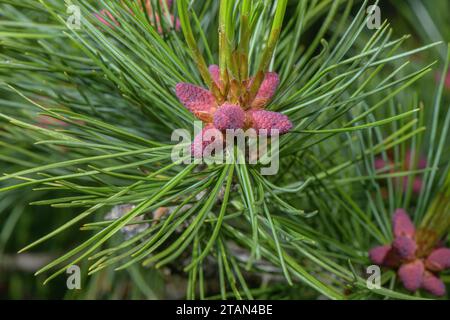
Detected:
left=392, top=209, right=415, bottom=238
left=213, top=104, right=245, bottom=130
left=369, top=245, right=391, bottom=265
left=398, top=260, right=424, bottom=292
left=392, top=236, right=417, bottom=261
left=369, top=208, right=450, bottom=296
left=422, top=271, right=446, bottom=297
left=176, top=83, right=216, bottom=122
left=175, top=65, right=292, bottom=156
left=191, top=124, right=223, bottom=158
left=251, top=72, right=280, bottom=109
left=425, top=248, right=450, bottom=272
left=249, top=110, right=293, bottom=135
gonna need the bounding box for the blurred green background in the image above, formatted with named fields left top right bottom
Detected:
left=0, top=0, right=449, bottom=299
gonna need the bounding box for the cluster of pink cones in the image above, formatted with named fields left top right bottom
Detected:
left=175, top=65, right=293, bottom=157
left=369, top=209, right=450, bottom=296
left=94, top=0, right=180, bottom=33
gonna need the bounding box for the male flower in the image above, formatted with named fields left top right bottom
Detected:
left=369, top=209, right=450, bottom=296
left=175, top=65, right=292, bottom=158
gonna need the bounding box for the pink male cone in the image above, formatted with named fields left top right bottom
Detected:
left=213, top=104, right=245, bottom=130
left=392, top=209, right=415, bottom=238
left=425, top=248, right=450, bottom=272
left=176, top=83, right=216, bottom=122
left=422, top=271, right=446, bottom=296
left=249, top=110, right=293, bottom=135
left=369, top=245, right=391, bottom=265
left=392, top=236, right=417, bottom=261
left=251, top=72, right=280, bottom=108
left=398, top=260, right=424, bottom=292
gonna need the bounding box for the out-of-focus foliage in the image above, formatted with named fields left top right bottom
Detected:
left=0, top=0, right=448, bottom=300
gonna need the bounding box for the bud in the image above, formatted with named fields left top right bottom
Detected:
left=392, top=236, right=417, bottom=261
left=397, top=260, right=424, bottom=292
left=175, top=83, right=216, bottom=122
left=250, top=72, right=280, bottom=108
left=422, top=271, right=446, bottom=296
left=213, top=104, right=245, bottom=130
left=249, top=110, right=292, bottom=135
left=392, top=209, right=415, bottom=238
left=425, top=248, right=450, bottom=272
left=369, top=245, right=391, bottom=265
